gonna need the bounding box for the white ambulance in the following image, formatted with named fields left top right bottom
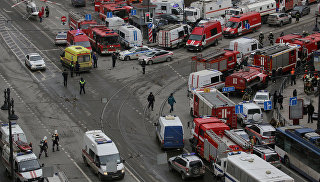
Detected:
left=2, top=144, right=43, bottom=182
left=0, top=122, right=28, bottom=150
left=188, top=69, right=225, bottom=94
left=190, top=0, right=232, bottom=19
left=158, top=24, right=191, bottom=48
left=118, top=25, right=142, bottom=48
left=151, top=0, right=184, bottom=20
left=105, top=16, right=125, bottom=32
left=82, top=130, right=125, bottom=180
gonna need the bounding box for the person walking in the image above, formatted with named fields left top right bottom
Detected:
left=268, top=32, right=274, bottom=45
left=147, top=92, right=155, bottom=111
left=112, top=52, right=117, bottom=68
left=75, top=61, right=80, bottom=76
left=259, top=32, right=264, bottom=46
left=79, top=77, right=86, bottom=95
left=152, top=29, right=157, bottom=43
left=70, top=61, right=74, bottom=77
left=141, top=60, right=146, bottom=74
left=52, top=130, right=59, bottom=152
left=41, top=6, right=44, bottom=16
left=293, top=89, right=297, bottom=97
left=39, top=136, right=48, bottom=159
left=92, top=52, right=98, bottom=68
left=278, top=93, right=283, bottom=110
left=290, top=68, right=296, bottom=86
left=280, top=31, right=284, bottom=37
left=62, top=69, right=68, bottom=87
left=273, top=91, right=278, bottom=109
left=168, top=93, right=176, bottom=113
left=296, top=12, right=300, bottom=23
left=45, top=6, right=49, bottom=17
left=38, top=10, right=43, bottom=23
left=307, top=103, right=314, bottom=123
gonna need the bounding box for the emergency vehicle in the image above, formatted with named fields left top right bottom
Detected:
left=0, top=123, right=28, bottom=150
left=68, top=11, right=97, bottom=35
left=94, top=0, right=141, bottom=12
left=225, top=66, right=269, bottom=93
left=87, top=25, right=121, bottom=55
left=82, top=130, right=125, bottom=180
left=60, top=46, right=92, bottom=72
left=229, top=37, right=259, bottom=60
left=186, top=20, right=222, bottom=51
left=213, top=152, right=294, bottom=182
left=223, top=12, right=261, bottom=38
left=67, top=30, right=92, bottom=51
left=191, top=49, right=240, bottom=73
left=118, top=25, right=142, bottom=47
left=99, top=3, right=132, bottom=21
left=275, top=33, right=302, bottom=44
left=225, top=0, right=276, bottom=23
left=183, top=7, right=201, bottom=24
left=2, top=144, right=43, bottom=182
left=237, top=101, right=263, bottom=126
left=190, top=0, right=233, bottom=19
left=157, top=24, right=190, bottom=48
left=190, top=116, right=253, bottom=164
left=276, top=0, right=303, bottom=12
left=105, top=16, right=125, bottom=31
left=152, top=0, right=184, bottom=20
left=190, top=88, right=237, bottom=128
left=188, top=69, right=225, bottom=94
left=118, top=46, right=153, bottom=61
left=253, top=43, right=299, bottom=75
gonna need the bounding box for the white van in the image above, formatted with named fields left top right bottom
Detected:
left=105, top=16, right=125, bottom=32
left=82, top=130, right=125, bottom=180
left=229, top=37, right=259, bottom=61
left=158, top=24, right=190, bottom=48
left=118, top=25, right=142, bottom=48
left=0, top=123, right=28, bottom=150
left=237, top=101, right=263, bottom=127
left=188, top=69, right=225, bottom=93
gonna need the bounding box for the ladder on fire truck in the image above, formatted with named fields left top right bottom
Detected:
left=194, top=49, right=225, bottom=62
left=224, top=130, right=252, bottom=150
left=204, top=129, right=230, bottom=161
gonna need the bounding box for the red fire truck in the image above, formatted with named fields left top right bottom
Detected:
left=275, top=0, right=302, bottom=12
left=99, top=3, right=132, bottom=21
left=191, top=49, right=240, bottom=73
left=67, top=30, right=92, bottom=51
left=87, top=25, right=121, bottom=54
left=190, top=116, right=253, bottom=163
left=253, top=44, right=299, bottom=75
left=94, top=0, right=141, bottom=11
left=68, top=11, right=97, bottom=35
left=276, top=33, right=302, bottom=44
left=190, top=88, right=237, bottom=129
left=225, top=66, right=269, bottom=93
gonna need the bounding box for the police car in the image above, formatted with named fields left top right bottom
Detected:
left=118, top=46, right=153, bottom=61
left=253, top=90, right=271, bottom=110
left=245, top=124, right=276, bottom=145
left=237, top=101, right=263, bottom=127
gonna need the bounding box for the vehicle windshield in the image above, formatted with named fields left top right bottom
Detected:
left=81, top=24, right=90, bottom=29
left=75, top=41, right=91, bottom=48
left=145, top=51, right=156, bottom=57
left=263, top=131, right=275, bottom=136
left=78, top=55, right=91, bottom=63
left=19, top=159, right=41, bottom=172
left=268, top=15, right=278, bottom=19
left=226, top=9, right=240, bottom=15
left=293, top=6, right=303, bottom=11
left=266, top=154, right=280, bottom=162
left=188, top=34, right=202, bottom=41
left=225, top=21, right=238, bottom=28
left=185, top=10, right=193, bottom=16
left=238, top=133, right=249, bottom=141
left=248, top=109, right=261, bottom=115
left=56, top=34, right=66, bottom=39
left=102, top=36, right=119, bottom=46
left=255, top=95, right=269, bottom=100
left=189, top=160, right=202, bottom=167
left=113, top=10, right=128, bottom=19
left=32, top=7, right=39, bottom=13
left=30, top=55, right=42, bottom=62
left=128, top=47, right=137, bottom=52
left=99, top=153, right=121, bottom=165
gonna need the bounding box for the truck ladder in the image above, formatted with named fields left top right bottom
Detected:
left=197, top=50, right=225, bottom=62
left=224, top=130, right=252, bottom=150
left=206, top=129, right=229, bottom=152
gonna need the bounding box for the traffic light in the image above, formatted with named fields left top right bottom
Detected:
left=145, top=12, right=152, bottom=23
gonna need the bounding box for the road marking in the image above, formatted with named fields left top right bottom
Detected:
left=3, top=9, right=12, bottom=13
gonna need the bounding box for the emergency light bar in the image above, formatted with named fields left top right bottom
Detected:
left=228, top=151, right=241, bottom=156
left=17, top=150, right=32, bottom=156
left=182, top=153, right=196, bottom=157
left=1, top=122, right=17, bottom=126
left=75, top=33, right=84, bottom=36
left=258, top=90, right=268, bottom=92
left=95, top=138, right=112, bottom=144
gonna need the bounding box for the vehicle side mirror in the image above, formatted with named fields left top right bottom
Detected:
left=96, top=162, right=100, bottom=167
left=42, top=163, right=45, bottom=167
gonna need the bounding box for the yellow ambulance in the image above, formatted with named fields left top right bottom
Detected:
left=60, top=46, right=92, bottom=71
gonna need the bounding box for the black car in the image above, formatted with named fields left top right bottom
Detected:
left=159, top=14, right=180, bottom=24
left=290, top=5, right=310, bottom=17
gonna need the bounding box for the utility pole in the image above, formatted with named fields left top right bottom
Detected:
left=318, top=83, right=320, bottom=132
left=7, top=88, right=14, bottom=182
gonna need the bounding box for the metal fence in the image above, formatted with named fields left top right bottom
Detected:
left=272, top=76, right=290, bottom=126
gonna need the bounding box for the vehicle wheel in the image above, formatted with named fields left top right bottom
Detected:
left=83, top=156, right=89, bottom=167
left=148, top=60, right=153, bottom=65
left=168, top=163, right=174, bottom=172
left=191, top=167, right=200, bottom=175
left=284, top=156, right=290, bottom=167
left=166, top=57, right=172, bottom=62
left=199, top=46, right=203, bottom=52
left=280, top=22, right=283, bottom=27
left=181, top=172, right=186, bottom=180
left=289, top=18, right=292, bottom=24
left=252, top=28, right=256, bottom=33
left=124, top=56, right=130, bottom=61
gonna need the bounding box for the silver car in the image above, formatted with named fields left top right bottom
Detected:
left=139, top=50, right=173, bottom=65
left=25, top=53, right=46, bottom=71
left=118, top=46, right=153, bottom=61
left=267, top=13, right=292, bottom=27
left=54, top=32, right=67, bottom=45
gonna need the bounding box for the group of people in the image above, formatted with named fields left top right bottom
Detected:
left=38, top=6, right=50, bottom=23
left=273, top=91, right=284, bottom=110
left=147, top=92, right=176, bottom=113
left=259, top=32, right=274, bottom=46
left=39, top=130, right=60, bottom=159
left=303, top=70, right=320, bottom=94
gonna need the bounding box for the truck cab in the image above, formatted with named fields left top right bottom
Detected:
left=60, top=46, right=92, bottom=72
left=67, top=30, right=92, bottom=51
left=188, top=69, right=224, bottom=94
left=0, top=123, right=28, bottom=150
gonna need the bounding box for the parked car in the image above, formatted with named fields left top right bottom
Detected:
left=245, top=124, right=276, bottom=145
left=139, top=50, right=173, bottom=65
left=54, top=32, right=67, bottom=45
left=253, top=145, right=281, bottom=167
left=290, top=5, right=310, bottom=17
left=159, top=14, right=180, bottom=24
left=253, top=90, right=271, bottom=110
left=25, top=53, right=46, bottom=71
left=168, top=153, right=205, bottom=180
left=118, top=46, right=153, bottom=61
left=267, top=13, right=292, bottom=26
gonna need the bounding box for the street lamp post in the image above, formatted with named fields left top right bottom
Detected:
left=1, top=89, right=8, bottom=110
left=313, top=17, right=319, bottom=32
left=6, top=88, right=14, bottom=182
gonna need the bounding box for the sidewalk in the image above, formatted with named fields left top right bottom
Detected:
left=279, top=77, right=318, bottom=130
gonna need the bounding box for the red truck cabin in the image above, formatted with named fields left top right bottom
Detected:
left=68, top=11, right=97, bottom=35
left=67, top=30, right=92, bottom=51
left=99, top=3, right=131, bottom=21
left=276, top=33, right=302, bottom=44
left=186, top=21, right=222, bottom=51
left=87, top=26, right=120, bottom=54
left=223, top=12, right=261, bottom=37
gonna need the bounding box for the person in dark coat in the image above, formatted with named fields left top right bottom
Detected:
left=62, top=69, right=68, bottom=87
left=38, top=11, right=43, bottom=23
left=273, top=91, right=278, bottom=109
left=293, top=89, right=297, bottom=97
left=168, top=93, right=176, bottom=113
left=92, top=52, right=98, bottom=68
left=75, top=61, right=80, bottom=76
left=152, top=29, right=157, bottom=43
left=291, top=68, right=296, bottom=86
left=52, top=130, right=59, bottom=152
left=259, top=32, right=264, bottom=46
left=280, top=32, right=284, bottom=37
left=272, top=69, right=276, bottom=83
left=45, top=6, right=49, bottom=17
left=141, top=60, right=146, bottom=74
left=268, top=32, right=274, bottom=45
left=278, top=93, right=283, bottom=110
left=79, top=77, right=86, bottom=95
left=307, top=103, right=314, bottom=123
left=147, top=92, right=155, bottom=111
left=296, top=13, right=300, bottom=23
left=112, top=52, right=117, bottom=68
left=70, top=61, right=74, bottom=77
left=39, top=136, right=48, bottom=159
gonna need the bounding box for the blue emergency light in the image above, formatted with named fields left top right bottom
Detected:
left=95, top=138, right=112, bottom=144
left=182, top=153, right=196, bottom=157
left=228, top=151, right=241, bottom=156
left=1, top=122, right=16, bottom=126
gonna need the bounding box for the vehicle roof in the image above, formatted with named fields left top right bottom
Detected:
left=194, top=117, right=222, bottom=124
left=255, top=90, right=269, bottom=96
left=256, top=124, right=275, bottom=131
left=85, top=130, right=119, bottom=155
left=159, top=24, right=185, bottom=31
left=241, top=102, right=260, bottom=109
left=191, top=69, right=222, bottom=77
left=231, top=11, right=260, bottom=19
left=180, top=154, right=201, bottom=162
left=15, top=152, right=37, bottom=162
left=65, top=46, right=90, bottom=54
left=269, top=12, right=287, bottom=15
left=256, top=44, right=297, bottom=56
left=192, top=21, right=220, bottom=35
left=68, top=29, right=86, bottom=35
left=159, top=115, right=182, bottom=127
left=276, top=34, right=302, bottom=43
left=196, top=88, right=235, bottom=107
left=254, top=145, right=277, bottom=154
left=90, top=26, right=118, bottom=36
left=28, top=53, right=41, bottom=57
left=227, top=153, right=293, bottom=181
left=1, top=123, right=24, bottom=136
left=228, top=66, right=263, bottom=81
left=119, top=25, right=140, bottom=31
left=230, top=37, right=259, bottom=45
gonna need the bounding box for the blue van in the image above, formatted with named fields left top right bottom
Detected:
left=156, top=115, right=184, bottom=149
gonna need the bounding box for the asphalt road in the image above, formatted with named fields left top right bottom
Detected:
left=0, top=0, right=317, bottom=181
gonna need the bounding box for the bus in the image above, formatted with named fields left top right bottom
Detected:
left=275, top=125, right=320, bottom=182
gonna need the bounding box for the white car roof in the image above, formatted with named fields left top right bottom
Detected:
left=258, top=124, right=275, bottom=132
left=241, top=102, right=261, bottom=109
left=28, top=53, right=41, bottom=57
left=1, top=123, right=24, bottom=136
left=255, top=90, right=269, bottom=95
left=85, top=130, right=119, bottom=156
left=159, top=115, right=182, bottom=127
left=15, top=152, right=37, bottom=162
left=191, top=69, right=222, bottom=76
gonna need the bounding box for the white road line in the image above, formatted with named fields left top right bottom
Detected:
left=72, top=161, right=93, bottom=182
